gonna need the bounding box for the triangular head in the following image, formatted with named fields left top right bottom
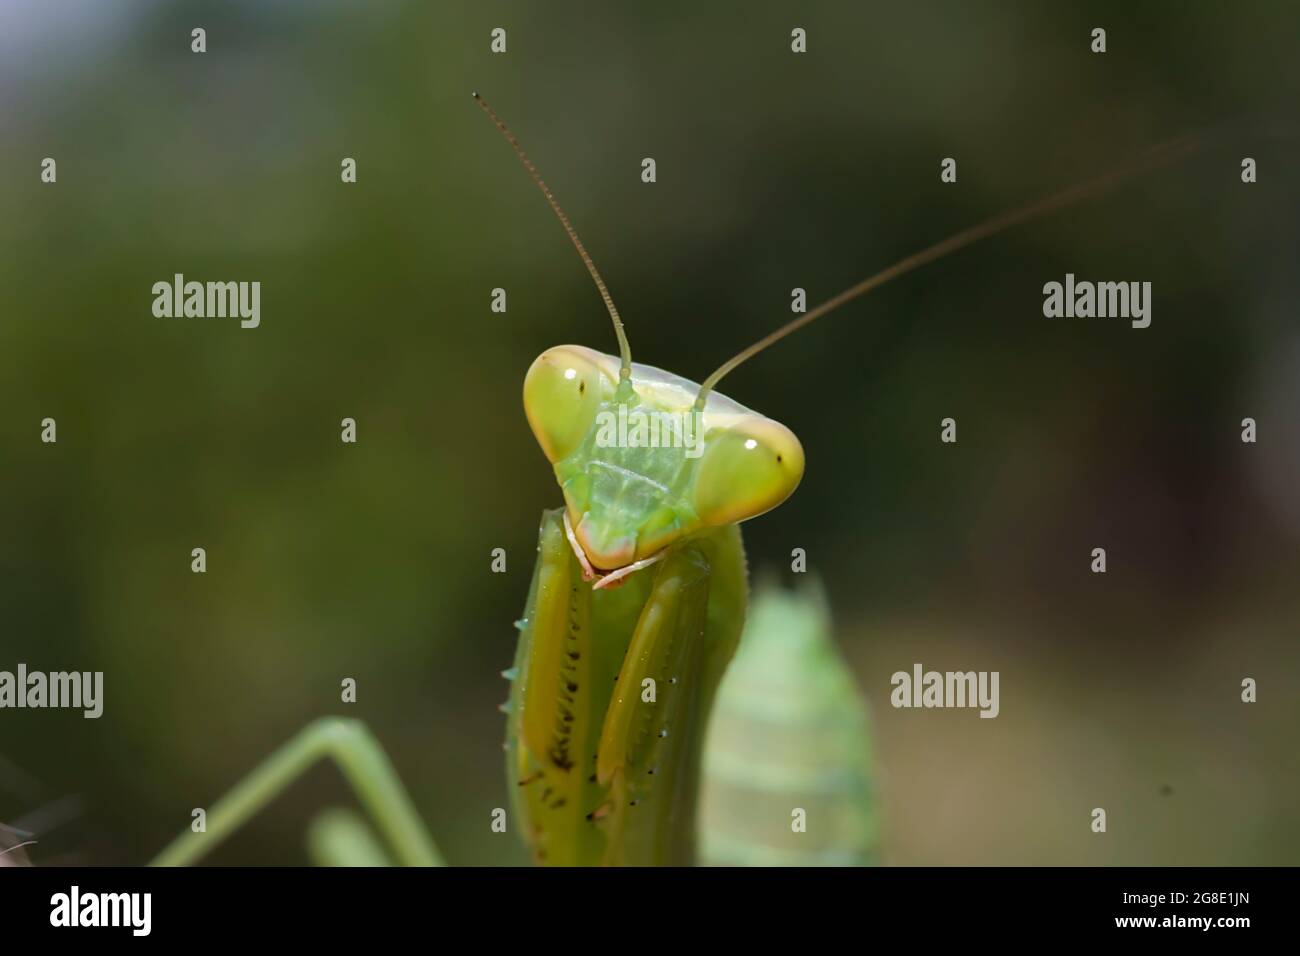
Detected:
left=524, top=344, right=805, bottom=575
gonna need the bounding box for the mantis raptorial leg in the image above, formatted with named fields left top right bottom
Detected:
left=593, top=541, right=716, bottom=866
left=507, top=510, right=744, bottom=866
left=150, top=717, right=442, bottom=867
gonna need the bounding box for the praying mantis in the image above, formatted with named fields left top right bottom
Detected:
left=149, top=95, right=1201, bottom=868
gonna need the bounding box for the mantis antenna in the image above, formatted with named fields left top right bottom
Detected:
left=693, top=132, right=1203, bottom=409
left=473, top=92, right=634, bottom=381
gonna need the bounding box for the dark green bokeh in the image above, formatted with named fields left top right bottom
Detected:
left=1, top=1, right=1297, bottom=865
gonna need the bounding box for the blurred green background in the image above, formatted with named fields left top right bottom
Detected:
left=1, top=0, right=1297, bottom=865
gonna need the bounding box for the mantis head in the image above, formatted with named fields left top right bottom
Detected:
left=524, top=344, right=804, bottom=573
left=471, top=93, right=803, bottom=578
left=477, top=91, right=1182, bottom=578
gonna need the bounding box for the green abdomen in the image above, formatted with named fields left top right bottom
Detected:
left=698, top=581, right=879, bottom=866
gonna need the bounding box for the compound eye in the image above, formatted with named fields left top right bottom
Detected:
left=692, top=418, right=805, bottom=527
left=523, top=347, right=604, bottom=463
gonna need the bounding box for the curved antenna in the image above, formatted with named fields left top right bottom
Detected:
left=473, top=92, right=633, bottom=380
left=694, top=133, right=1202, bottom=409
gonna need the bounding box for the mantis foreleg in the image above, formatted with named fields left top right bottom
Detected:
left=595, top=543, right=712, bottom=866
left=507, top=509, right=746, bottom=866
left=150, top=717, right=442, bottom=867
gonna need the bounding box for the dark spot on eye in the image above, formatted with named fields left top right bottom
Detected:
left=579, top=381, right=586, bottom=393
left=776, top=454, right=782, bottom=462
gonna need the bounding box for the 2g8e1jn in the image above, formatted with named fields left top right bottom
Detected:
left=1187, top=892, right=1249, bottom=906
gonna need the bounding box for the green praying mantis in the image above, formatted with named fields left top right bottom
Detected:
left=150, top=96, right=1201, bottom=868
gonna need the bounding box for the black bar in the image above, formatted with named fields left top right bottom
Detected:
left=1, top=866, right=1280, bottom=942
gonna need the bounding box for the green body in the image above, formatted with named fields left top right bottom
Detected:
left=143, top=98, right=1177, bottom=870
left=505, top=508, right=747, bottom=865
left=507, top=344, right=803, bottom=866
left=699, top=581, right=879, bottom=866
